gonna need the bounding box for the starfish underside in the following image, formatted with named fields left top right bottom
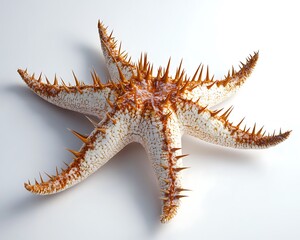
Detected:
left=18, top=21, right=290, bottom=223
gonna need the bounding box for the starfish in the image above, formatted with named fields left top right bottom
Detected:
left=18, top=21, right=290, bottom=223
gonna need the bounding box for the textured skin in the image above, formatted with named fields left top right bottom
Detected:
left=18, top=21, right=290, bottom=223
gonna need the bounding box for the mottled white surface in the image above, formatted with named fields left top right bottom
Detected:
left=187, top=82, right=240, bottom=107
left=33, top=83, right=114, bottom=117
left=1, top=0, right=299, bottom=240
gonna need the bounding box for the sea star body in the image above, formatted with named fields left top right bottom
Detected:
left=18, top=21, right=290, bottom=223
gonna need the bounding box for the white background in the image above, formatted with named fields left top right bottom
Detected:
left=1, top=0, right=299, bottom=239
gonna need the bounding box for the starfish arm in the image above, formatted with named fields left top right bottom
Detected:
left=139, top=112, right=188, bottom=223
left=98, top=21, right=136, bottom=82
left=24, top=110, right=133, bottom=194
left=183, top=52, right=259, bottom=107
left=177, top=100, right=290, bottom=149
left=18, top=69, right=116, bottom=117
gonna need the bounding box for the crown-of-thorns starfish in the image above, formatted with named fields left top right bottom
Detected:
left=18, top=20, right=291, bottom=223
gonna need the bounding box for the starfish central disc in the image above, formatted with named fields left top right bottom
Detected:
left=118, top=75, right=182, bottom=111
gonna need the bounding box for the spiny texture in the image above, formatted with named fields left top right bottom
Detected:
left=18, top=21, right=291, bottom=223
